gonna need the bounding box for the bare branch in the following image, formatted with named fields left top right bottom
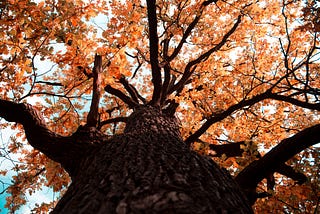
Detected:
left=207, top=140, right=307, bottom=185
left=19, top=92, right=81, bottom=100
left=235, top=123, right=320, bottom=203
left=35, top=81, right=63, bottom=86
left=0, top=65, right=7, bottom=73
left=104, top=85, right=138, bottom=109
left=87, top=54, right=103, bottom=127
left=269, top=93, right=320, bottom=110
left=131, top=86, right=147, bottom=104
left=125, top=51, right=142, bottom=79
left=276, top=163, right=307, bottom=185
left=119, top=77, right=141, bottom=104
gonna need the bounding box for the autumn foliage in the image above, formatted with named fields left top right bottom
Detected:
left=0, top=0, right=319, bottom=213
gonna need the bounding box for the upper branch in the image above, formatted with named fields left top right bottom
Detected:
left=87, top=54, right=102, bottom=127
left=167, top=0, right=217, bottom=61
left=147, top=0, right=162, bottom=105
left=168, top=15, right=242, bottom=95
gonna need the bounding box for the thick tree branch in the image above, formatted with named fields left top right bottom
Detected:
left=87, top=54, right=102, bottom=127
left=35, top=81, right=63, bottom=86
left=0, top=100, right=76, bottom=176
left=0, top=99, right=111, bottom=179
left=269, top=93, right=320, bottom=110
left=98, top=116, right=128, bottom=129
left=119, top=77, right=141, bottom=104
left=104, top=85, right=138, bottom=108
left=209, top=141, right=244, bottom=157
left=160, top=64, right=171, bottom=105
left=235, top=124, right=320, bottom=203
left=159, top=36, right=171, bottom=105
left=147, top=0, right=162, bottom=105
left=208, top=141, right=307, bottom=185
left=276, top=163, right=307, bottom=185
left=131, top=86, right=147, bottom=104
left=0, top=65, right=7, bottom=73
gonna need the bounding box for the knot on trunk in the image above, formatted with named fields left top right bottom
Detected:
left=124, top=105, right=181, bottom=139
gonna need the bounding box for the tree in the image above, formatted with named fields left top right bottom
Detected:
left=0, top=0, right=319, bottom=213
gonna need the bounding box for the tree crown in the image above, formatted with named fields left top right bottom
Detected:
left=0, top=0, right=319, bottom=212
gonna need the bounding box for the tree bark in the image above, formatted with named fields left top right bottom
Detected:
left=52, top=105, right=253, bottom=213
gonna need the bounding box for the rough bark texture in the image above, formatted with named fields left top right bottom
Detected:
left=52, top=105, right=253, bottom=213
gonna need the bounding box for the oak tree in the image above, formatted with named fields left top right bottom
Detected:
left=0, top=0, right=319, bottom=213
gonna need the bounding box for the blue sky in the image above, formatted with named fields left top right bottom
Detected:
left=0, top=194, right=9, bottom=213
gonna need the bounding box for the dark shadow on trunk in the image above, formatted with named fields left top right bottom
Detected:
left=52, top=105, right=253, bottom=213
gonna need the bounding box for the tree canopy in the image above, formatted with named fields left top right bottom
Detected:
left=0, top=0, right=319, bottom=213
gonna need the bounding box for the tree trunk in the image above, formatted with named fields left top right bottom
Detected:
left=52, top=105, right=253, bottom=213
